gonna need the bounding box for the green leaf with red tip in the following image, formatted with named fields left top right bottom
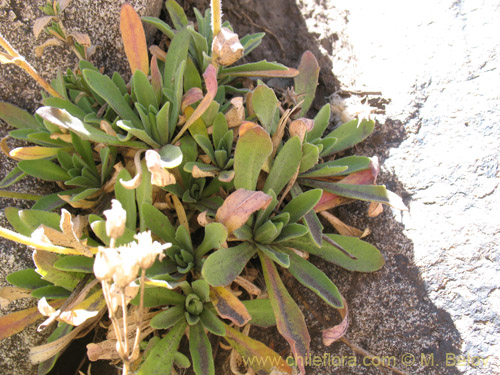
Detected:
left=260, top=253, right=310, bottom=375
left=294, top=51, right=320, bottom=117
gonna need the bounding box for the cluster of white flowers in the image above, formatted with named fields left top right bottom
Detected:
left=95, top=200, right=171, bottom=312
left=94, top=231, right=170, bottom=287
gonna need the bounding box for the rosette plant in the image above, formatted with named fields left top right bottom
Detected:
left=0, top=1, right=406, bottom=375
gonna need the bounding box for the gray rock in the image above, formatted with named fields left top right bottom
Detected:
left=0, top=0, right=163, bottom=111
left=0, top=1, right=161, bottom=374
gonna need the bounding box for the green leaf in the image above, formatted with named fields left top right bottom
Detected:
left=36, top=107, right=146, bottom=148
left=142, top=203, right=176, bottom=243
left=4, top=207, right=31, bottom=236
left=298, top=143, right=319, bottom=174
left=0, top=167, right=26, bottom=188
left=18, top=160, right=70, bottom=182
left=137, top=159, right=153, bottom=231
left=299, top=165, right=348, bottom=178
left=195, top=223, right=228, bottom=264
left=90, top=219, right=136, bottom=247
left=224, top=324, right=292, bottom=375
left=240, top=32, right=265, bottom=56
left=187, top=26, right=208, bottom=67
left=300, top=179, right=407, bottom=210
left=260, top=254, right=310, bottom=375
left=115, top=169, right=137, bottom=231
left=282, top=188, right=322, bottom=223
left=133, top=69, right=158, bottom=110
left=219, top=60, right=293, bottom=78
left=31, top=285, right=71, bottom=299
left=263, top=136, right=302, bottom=194
left=202, top=242, right=256, bottom=286
left=241, top=299, right=276, bottom=327
left=274, top=224, right=309, bottom=243
left=184, top=57, right=202, bottom=91
left=150, top=305, right=185, bottom=329
left=325, top=119, right=375, bottom=154
left=31, top=193, right=66, bottom=212
left=53, top=256, right=94, bottom=273
left=6, top=269, right=51, bottom=290
left=158, top=144, right=183, bottom=168
left=33, top=251, right=83, bottom=291
left=170, top=60, right=187, bottom=138
left=42, top=97, right=87, bottom=120
left=291, top=184, right=323, bottom=247
left=142, top=16, right=175, bottom=39
left=137, top=321, right=186, bottom=375
left=131, top=287, right=185, bottom=307
left=234, top=123, right=273, bottom=190
left=256, top=243, right=290, bottom=268
left=284, top=233, right=385, bottom=272
left=285, top=249, right=343, bottom=308
left=0, top=102, right=41, bottom=129
left=320, top=156, right=372, bottom=176
left=307, top=103, right=331, bottom=141
left=294, top=51, right=320, bottom=117
left=156, top=101, right=171, bottom=145
left=251, top=85, right=279, bottom=133
left=163, top=27, right=190, bottom=91
left=199, top=308, right=225, bottom=336
left=117, top=119, right=160, bottom=148
left=254, top=221, right=282, bottom=244
left=189, top=322, right=214, bottom=375
left=166, top=0, right=188, bottom=30
left=19, top=209, right=61, bottom=233
left=82, top=69, right=143, bottom=129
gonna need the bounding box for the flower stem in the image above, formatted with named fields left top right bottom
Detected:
left=211, top=0, right=222, bottom=37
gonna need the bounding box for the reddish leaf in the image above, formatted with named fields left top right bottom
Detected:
left=120, top=4, right=149, bottom=74
left=224, top=324, right=293, bottom=375
left=216, top=189, right=272, bottom=233
left=172, top=64, right=218, bottom=143
left=322, top=297, right=349, bottom=346
left=210, top=286, right=251, bottom=327
left=294, top=51, right=320, bottom=117
left=0, top=300, right=64, bottom=340
left=260, top=254, right=310, bottom=375
left=314, top=158, right=379, bottom=212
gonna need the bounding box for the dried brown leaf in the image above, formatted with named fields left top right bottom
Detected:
left=35, top=38, right=64, bottom=58
left=216, top=189, right=272, bottom=233
left=368, top=202, right=384, bottom=217
left=33, top=16, right=54, bottom=39
left=322, top=297, right=349, bottom=346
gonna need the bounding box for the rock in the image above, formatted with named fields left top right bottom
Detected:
left=0, top=1, right=162, bottom=374
left=0, top=0, right=163, bottom=112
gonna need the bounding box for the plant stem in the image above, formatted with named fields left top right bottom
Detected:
left=0, top=190, right=42, bottom=201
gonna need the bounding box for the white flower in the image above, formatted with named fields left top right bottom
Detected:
left=103, top=199, right=127, bottom=240
left=145, top=150, right=176, bottom=187
left=94, top=247, right=120, bottom=282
